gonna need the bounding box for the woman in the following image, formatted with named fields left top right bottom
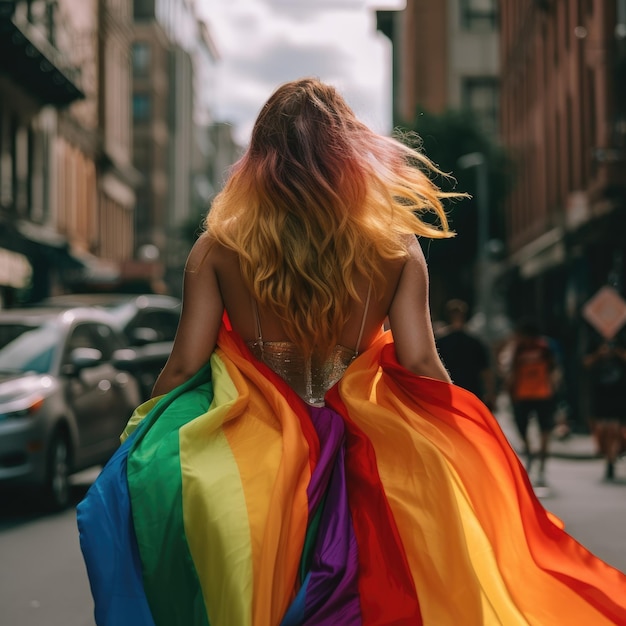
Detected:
left=78, top=79, right=626, bottom=626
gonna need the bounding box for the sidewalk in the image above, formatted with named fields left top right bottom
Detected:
left=492, top=394, right=598, bottom=460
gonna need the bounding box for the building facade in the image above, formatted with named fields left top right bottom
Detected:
left=500, top=0, right=626, bottom=425
left=131, top=0, right=234, bottom=294
left=0, top=0, right=85, bottom=304
left=0, top=0, right=139, bottom=304
left=379, top=0, right=500, bottom=135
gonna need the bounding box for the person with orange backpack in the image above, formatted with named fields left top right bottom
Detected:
left=507, top=319, right=559, bottom=486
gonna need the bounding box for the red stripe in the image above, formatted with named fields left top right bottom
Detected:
left=379, top=343, right=626, bottom=624
left=326, top=386, right=422, bottom=626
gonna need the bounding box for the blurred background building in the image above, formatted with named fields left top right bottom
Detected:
left=131, top=0, right=233, bottom=296
left=0, top=0, right=87, bottom=305
left=379, top=0, right=626, bottom=429
left=378, top=0, right=499, bottom=138
left=377, top=0, right=503, bottom=332
left=0, top=0, right=240, bottom=305
left=499, top=0, right=626, bottom=425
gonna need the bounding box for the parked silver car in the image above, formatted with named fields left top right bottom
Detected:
left=41, top=294, right=181, bottom=400
left=0, top=307, right=142, bottom=509
left=42, top=293, right=181, bottom=346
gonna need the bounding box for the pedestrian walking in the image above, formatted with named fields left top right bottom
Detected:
left=583, top=336, right=626, bottom=481
left=436, top=299, right=496, bottom=409
left=506, top=318, right=559, bottom=486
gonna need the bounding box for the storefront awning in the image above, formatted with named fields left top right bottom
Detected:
left=0, top=247, right=31, bottom=288
left=0, top=3, right=84, bottom=106
left=14, top=220, right=84, bottom=269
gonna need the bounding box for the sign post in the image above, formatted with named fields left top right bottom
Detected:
left=582, top=285, right=626, bottom=339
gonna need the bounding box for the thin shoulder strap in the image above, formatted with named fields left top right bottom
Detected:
left=354, top=282, right=372, bottom=356
left=251, top=296, right=263, bottom=343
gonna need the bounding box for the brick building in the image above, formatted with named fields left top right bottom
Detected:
left=500, top=0, right=626, bottom=424
left=378, top=0, right=499, bottom=135
left=0, top=0, right=139, bottom=303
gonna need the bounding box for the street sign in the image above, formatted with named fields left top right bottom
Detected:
left=582, top=285, right=626, bottom=339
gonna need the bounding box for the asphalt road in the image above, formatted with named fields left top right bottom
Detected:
left=0, top=459, right=624, bottom=626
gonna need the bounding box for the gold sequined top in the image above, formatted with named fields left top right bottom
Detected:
left=247, top=340, right=357, bottom=406
left=248, top=284, right=372, bottom=407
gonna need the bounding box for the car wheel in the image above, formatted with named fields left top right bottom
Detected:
left=43, top=432, right=71, bottom=510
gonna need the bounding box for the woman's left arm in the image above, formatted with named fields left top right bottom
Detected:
left=151, top=236, right=224, bottom=397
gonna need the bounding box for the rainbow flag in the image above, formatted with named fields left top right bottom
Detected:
left=77, top=324, right=626, bottom=626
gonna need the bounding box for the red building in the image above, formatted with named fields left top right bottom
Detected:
left=500, top=0, right=626, bottom=424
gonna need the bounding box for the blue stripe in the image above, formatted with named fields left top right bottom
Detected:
left=77, top=422, right=155, bottom=626
left=280, top=572, right=310, bottom=626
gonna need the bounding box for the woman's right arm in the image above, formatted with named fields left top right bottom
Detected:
left=151, top=236, right=224, bottom=397
left=387, top=237, right=451, bottom=382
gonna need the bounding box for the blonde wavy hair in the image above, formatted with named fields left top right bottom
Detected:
left=205, top=78, right=459, bottom=356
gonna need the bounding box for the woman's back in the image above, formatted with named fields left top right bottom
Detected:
left=212, top=242, right=402, bottom=351
left=210, top=242, right=403, bottom=404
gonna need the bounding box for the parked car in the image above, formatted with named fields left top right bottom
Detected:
left=41, top=293, right=181, bottom=346
left=0, top=307, right=142, bottom=509
left=41, top=294, right=181, bottom=400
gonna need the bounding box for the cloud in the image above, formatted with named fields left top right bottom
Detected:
left=264, top=0, right=366, bottom=18
left=198, top=0, right=394, bottom=144
left=238, top=39, right=351, bottom=85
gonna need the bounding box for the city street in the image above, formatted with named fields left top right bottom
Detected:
left=0, top=470, right=98, bottom=626
left=0, top=456, right=624, bottom=626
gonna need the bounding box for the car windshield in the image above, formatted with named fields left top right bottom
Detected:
left=0, top=321, right=60, bottom=374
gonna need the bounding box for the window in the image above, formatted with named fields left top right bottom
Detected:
left=128, top=310, right=180, bottom=343
left=132, top=94, right=151, bottom=122
left=0, top=321, right=58, bottom=374
left=134, top=0, right=155, bottom=20
left=92, top=324, right=125, bottom=359
left=462, top=77, right=499, bottom=136
left=460, top=0, right=498, bottom=31
left=63, top=322, right=123, bottom=363
left=132, top=42, right=151, bottom=76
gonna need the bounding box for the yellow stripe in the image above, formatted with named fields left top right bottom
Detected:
left=217, top=336, right=311, bottom=626
left=179, top=352, right=253, bottom=626
left=120, top=395, right=164, bottom=443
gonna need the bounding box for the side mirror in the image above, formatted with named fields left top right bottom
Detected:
left=130, top=327, right=160, bottom=346
left=112, top=348, right=139, bottom=372
left=62, top=347, right=103, bottom=376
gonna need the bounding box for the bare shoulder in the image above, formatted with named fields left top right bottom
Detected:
left=185, top=233, right=237, bottom=273
left=406, top=235, right=426, bottom=264
left=398, top=236, right=428, bottom=281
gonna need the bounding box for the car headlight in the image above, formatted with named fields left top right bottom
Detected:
left=0, top=397, right=45, bottom=421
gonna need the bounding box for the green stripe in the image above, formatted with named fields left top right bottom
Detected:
left=179, top=354, right=254, bottom=626
left=299, top=493, right=326, bottom=583
left=127, top=363, right=213, bottom=626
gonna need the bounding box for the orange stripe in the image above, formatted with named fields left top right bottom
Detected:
left=376, top=340, right=626, bottom=624
left=218, top=330, right=313, bottom=626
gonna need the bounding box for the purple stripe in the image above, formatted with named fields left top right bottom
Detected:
left=302, top=406, right=362, bottom=626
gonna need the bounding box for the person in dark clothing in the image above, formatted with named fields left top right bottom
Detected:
left=436, top=299, right=496, bottom=409
left=583, top=337, right=626, bottom=481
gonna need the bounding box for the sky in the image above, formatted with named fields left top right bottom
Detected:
left=196, top=0, right=405, bottom=145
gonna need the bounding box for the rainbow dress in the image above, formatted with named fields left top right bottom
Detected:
left=77, top=322, right=626, bottom=626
